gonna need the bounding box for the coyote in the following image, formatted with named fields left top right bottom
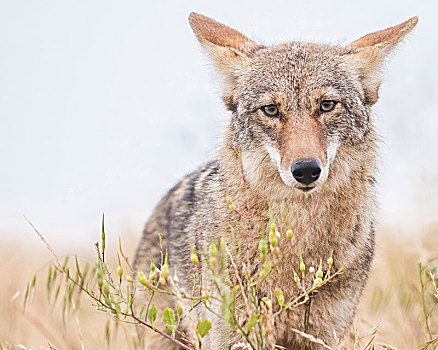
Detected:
left=134, top=13, right=417, bottom=349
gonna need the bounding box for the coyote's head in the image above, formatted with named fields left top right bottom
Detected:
left=189, top=13, right=417, bottom=195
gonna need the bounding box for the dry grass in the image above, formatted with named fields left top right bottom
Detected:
left=1, top=223, right=437, bottom=350
left=344, top=222, right=438, bottom=349
left=0, top=239, right=139, bottom=350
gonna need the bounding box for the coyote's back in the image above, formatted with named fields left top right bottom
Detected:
left=134, top=13, right=417, bottom=350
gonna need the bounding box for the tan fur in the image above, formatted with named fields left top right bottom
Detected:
left=348, top=17, right=418, bottom=49
left=134, top=13, right=418, bottom=349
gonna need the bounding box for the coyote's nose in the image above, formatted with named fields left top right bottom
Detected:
left=291, top=158, right=321, bottom=185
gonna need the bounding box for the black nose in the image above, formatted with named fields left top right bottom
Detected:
left=291, top=158, right=321, bottom=185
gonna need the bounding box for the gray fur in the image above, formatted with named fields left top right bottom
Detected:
left=133, top=13, right=417, bottom=349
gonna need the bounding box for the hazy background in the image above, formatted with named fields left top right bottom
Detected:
left=1, top=0, right=437, bottom=252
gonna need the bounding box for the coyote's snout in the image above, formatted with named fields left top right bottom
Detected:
left=134, top=12, right=418, bottom=349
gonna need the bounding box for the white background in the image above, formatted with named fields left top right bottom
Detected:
left=1, top=0, right=436, bottom=250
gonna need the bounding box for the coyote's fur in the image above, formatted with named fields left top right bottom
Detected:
left=134, top=13, right=417, bottom=349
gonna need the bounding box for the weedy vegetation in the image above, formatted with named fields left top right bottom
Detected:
left=23, top=209, right=344, bottom=350
left=1, top=222, right=438, bottom=350
left=3, top=160, right=438, bottom=350
left=2, top=163, right=438, bottom=350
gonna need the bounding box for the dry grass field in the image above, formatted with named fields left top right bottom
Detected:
left=1, top=223, right=437, bottom=350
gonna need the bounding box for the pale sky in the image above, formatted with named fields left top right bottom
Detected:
left=1, top=0, right=437, bottom=250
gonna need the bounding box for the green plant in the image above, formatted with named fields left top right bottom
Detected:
left=25, top=207, right=344, bottom=350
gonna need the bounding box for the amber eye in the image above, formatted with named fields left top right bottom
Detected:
left=320, top=100, right=337, bottom=113
left=261, top=105, right=279, bottom=118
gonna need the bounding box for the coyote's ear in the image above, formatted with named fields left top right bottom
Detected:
left=189, top=12, right=260, bottom=110
left=346, top=16, right=418, bottom=105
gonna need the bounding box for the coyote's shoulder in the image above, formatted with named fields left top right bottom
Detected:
left=134, top=13, right=417, bottom=349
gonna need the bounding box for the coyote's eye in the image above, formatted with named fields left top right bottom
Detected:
left=320, top=100, right=337, bottom=113
left=261, top=105, right=279, bottom=118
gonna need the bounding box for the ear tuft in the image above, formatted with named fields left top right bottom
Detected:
left=346, top=17, right=418, bottom=105
left=188, top=12, right=258, bottom=55
left=188, top=12, right=261, bottom=103
left=348, top=16, right=418, bottom=50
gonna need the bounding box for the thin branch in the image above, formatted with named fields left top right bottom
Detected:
left=226, top=247, right=251, bottom=315
left=25, top=216, right=62, bottom=270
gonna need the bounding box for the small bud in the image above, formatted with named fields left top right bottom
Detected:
left=161, top=253, right=169, bottom=281
left=328, top=257, right=333, bottom=267
left=316, top=259, right=323, bottom=279
left=272, top=246, right=280, bottom=257
left=293, top=269, right=300, bottom=286
left=229, top=203, right=237, bottom=212
left=309, top=266, right=315, bottom=274
left=270, top=223, right=276, bottom=234
left=269, top=229, right=278, bottom=248
left=259, top=238, right=267, bottom=262
left=126, top=275, right=133, bottom=283
left=328, top=250, right=334, bottom=268
left=299, top=251, right=305, bottom=277
left=117, top=265, right=123, bottom=278
left=225, top=189, right=232, bottom=205
left=190, top=246, right=199, bottom=265
left=138, top=268, right=148, bottom=287
left=286, top=229, right=293, bottom=240
left=159, top=276, right=166, bottom=285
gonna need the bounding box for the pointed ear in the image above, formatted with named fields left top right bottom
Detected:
left=346, top=16, right=418, bottom=105
left=188, top=12, right=261, bottom=109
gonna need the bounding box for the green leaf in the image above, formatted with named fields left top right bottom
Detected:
left=24, top=283, right=30, bottom=306
left=105, top=319, right=110, bottom=344
left=176, top=304, right=183, bottom=320
left=46, top=265, right=52, bottom=293
left=31, top=275, right=37, bottom=289
left=75, top=255, right=82, bottom=279
left=114, top=302, right=121, bottom=316
left=140, top=305, right=146, bottom=319
left=148, top=305, right=158, bottom=329
left=247, top=315, right=258, bottom=331
left=63, top=256, right=69, bottom=270
left=196, top=319, right=212, bottom=338
left=101, top=213, right=106, bottom=261
left=163, top=307, right=176, bottom=334
left=275, top=289, right=284, bottom=308
left=119, top=237, right=124, bottom=256
left=150, top=252, right=157, bottom=281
